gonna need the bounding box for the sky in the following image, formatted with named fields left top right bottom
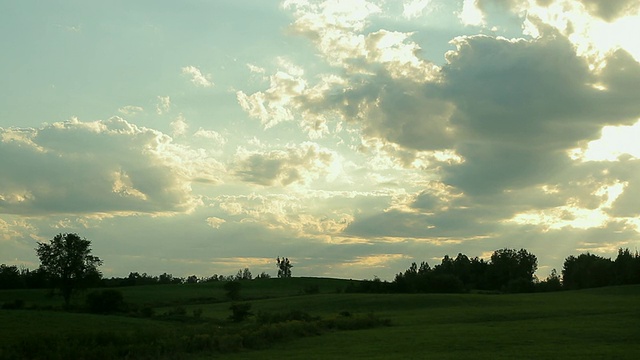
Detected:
left=1, top=0, right=640, bottom=280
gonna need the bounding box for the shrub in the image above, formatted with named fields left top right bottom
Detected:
left=229, top=302, right=252, bottom=322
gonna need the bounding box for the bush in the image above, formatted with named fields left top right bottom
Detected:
left=229, top=302, right=252, bottom=322
left=85, top=289, right=124, bottom=314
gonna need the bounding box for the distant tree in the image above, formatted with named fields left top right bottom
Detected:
left=562, top=253, right=613, bottom=290
left=35, top=233, right=103, bottom=306
left=276, top=257, right=292, bottom=278
left=235, top=268, right=253, bottom=281
left=613, top=248, right=640, bottom=285
left=256, top=271, right=271, bottom=279
left=0, top=264, right=24, bottom=289
left=186, top=275, right=199, bottom=284
left=487, top=248, right=537, bottom=292
left=535, top=269, right=562, bottom=292
left=22, top=267, right=48, bottom=289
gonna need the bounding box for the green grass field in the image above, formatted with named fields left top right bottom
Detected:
left=1, top=279, right=639, bottom=359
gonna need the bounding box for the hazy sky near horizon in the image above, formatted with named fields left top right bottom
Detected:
left=1, top=0, right=640, bottom=280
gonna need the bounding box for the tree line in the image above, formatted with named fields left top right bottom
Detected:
left=1, top=233, right=639, bottom=301
left=351, top=247, right=640, bottom=294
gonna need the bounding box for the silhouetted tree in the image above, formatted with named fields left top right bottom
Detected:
left=276, top=257, right=292, bottom=278
left=0, top=264, right=24, bottom=289
left=535, top=269, right=563, bottom=292
left=562, top=253, right=613, bottom=289
left=256, top=271, right=271, bottom=279
left=35, top=233, right=103, bottom=306
left=487, top=248, right=537, bottom=292
left=235, top=268, right=253, bottom=281
left=613, top=248, right=640, bottom=285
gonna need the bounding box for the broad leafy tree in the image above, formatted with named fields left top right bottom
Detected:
left=36, top=233, right=103, bottom=306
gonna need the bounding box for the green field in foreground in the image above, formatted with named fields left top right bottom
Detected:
left=1, top=279, right=639, bottom=359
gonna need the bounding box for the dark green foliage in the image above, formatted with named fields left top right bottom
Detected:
left=391, top=249, right=537, bottom=294
left=0, top=265, right=24, bottom=289
left=535, top=269, right=563, bottom=292
left=229, top=302, right=253, bottom=322
left=256, top=309, right=319, bottom=325
left=85, top=289, right=125, bottom=314
left=563, top=253, right=614, bottom=289
left=487, top=248, right=538, bottom=291
left=235, top=268, right=253, bottom=280
left=35, top=233, right=103, bottom=306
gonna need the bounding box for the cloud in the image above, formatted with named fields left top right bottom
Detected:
left=118, top=105, right=144, bottom=116
left=170, top=113, right=188, bottom=137
left=403, top=0, right=434, bottom=19
left=237, top=3, right=640, bottom=261
left=0, top=117, right=218, bottom=216
left=576, top=0, right=640, bottom=21
left=181, top=65, right=214, bottom=87
left=459, top=0, right=485, bottom=26
left=236, top=61, right=306, bottom=129
left=234, top=142, right=336, bottom=186
left=156, top=96, right=171, bottom=115
left=206, top=216, right=226, bottom=229
left=193, top=128, right=226, bottom=146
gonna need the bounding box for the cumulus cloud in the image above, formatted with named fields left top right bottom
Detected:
left=403, top=0, right=434, bottom=19
left=193, top=128, right=226, bottom=146
left=206, top=216, right=226, bottom=229
left=233, top=2, right=640, bottom=258
left=181, top=65, right=214, bottom=87
left=0, top=117, right=223, bottom=215
left=170, top=113, right=188, bottom=137
left=234, top=142, right=335, bottom=186
left=576, top=0, right=640, bottom=21
left=213, top=192, right=356, bottom=239
left=156, top=96, right=171, bottom=115
left=118, top=105, right=144, bottom=116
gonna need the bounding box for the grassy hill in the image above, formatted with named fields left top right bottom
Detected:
left=1, top=278, right=639, bottom=359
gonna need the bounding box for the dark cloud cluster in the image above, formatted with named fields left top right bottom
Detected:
left=577, top=0, right=640, bottom=21
left=234, top=143, right=334, bottom=186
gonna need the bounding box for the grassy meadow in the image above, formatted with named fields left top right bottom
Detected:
left=1, top=278, right=639, bottom=359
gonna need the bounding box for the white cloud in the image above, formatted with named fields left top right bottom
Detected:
left=459, top=0, right=485, bottom=26
left=403, top=0, right=434, bottom=19
left=181, top=65, right=214, bottom=87
left=193, top=128, right=226, bottom=146
left=156, top=96, right=171, bottom=115
left=236, top=65, right=306, bottom=128
left=206, top=216, right=226, bottom=229
left=118, top=105, right=144, bottom=116
left=170, top=113, right=188, bottom=137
